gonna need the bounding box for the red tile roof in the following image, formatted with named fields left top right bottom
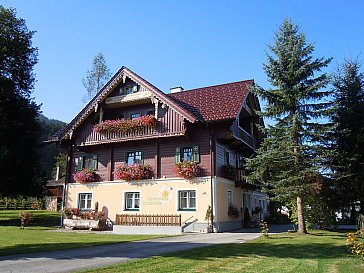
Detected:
left=167, top=80, right=253, bottom=122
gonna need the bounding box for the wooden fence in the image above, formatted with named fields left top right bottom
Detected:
left=115, top=214, right=181, bottom=227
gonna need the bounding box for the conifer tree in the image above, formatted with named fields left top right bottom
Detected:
left=328, top=59, right=364, bottom=211
left=246, top=18, right=332, bottom=234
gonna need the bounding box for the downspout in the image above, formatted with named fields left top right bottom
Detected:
left=207, top=124, right=215, bottom=232
left=60, top=143, right=72, bottom=228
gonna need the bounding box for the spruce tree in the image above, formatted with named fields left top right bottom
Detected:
left=246, top=18, right=332, bottom=234
left=328, top=59, right=364, bottom=212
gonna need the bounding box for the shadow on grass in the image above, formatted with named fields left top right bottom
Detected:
left=0, top=235, right=348, bottom=262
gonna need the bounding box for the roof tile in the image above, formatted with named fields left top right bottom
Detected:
left=167, top=80, right=253, bottom=122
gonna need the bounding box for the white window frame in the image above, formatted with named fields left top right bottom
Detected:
left=124, top=191, right=141, bottom=211
left=177, top=189, right=197, bottom=211
left=77, top=192, right=93, bottom=211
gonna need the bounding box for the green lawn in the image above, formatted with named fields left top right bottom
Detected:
left=80, top=231, right=364, bottom=273
left=0, top=210, right=163, bottom=256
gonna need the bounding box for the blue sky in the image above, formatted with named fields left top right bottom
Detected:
left=1, top=0, right=363, bottom=122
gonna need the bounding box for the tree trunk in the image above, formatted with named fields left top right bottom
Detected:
left=296, top=195, right=307, bottom=234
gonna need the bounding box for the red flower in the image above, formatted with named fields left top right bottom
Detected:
left=175, top=161, right=201, bottom=179
left=93, top=115, right=156, bottom=134
left=113, top=163, right=153, bottom=181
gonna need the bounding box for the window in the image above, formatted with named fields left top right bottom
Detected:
left=75, top=154, right=98, bottom=171
left=127, top=151, right=142, bottom=165
left=78, top=193, right=92, bottom=211
left=130, top=112, right=141, bottom=119
left=175, top=146, right=200, bottom=163
left=228, top=190, right=233, bottom=206
left=178, top=190, right=196, bottom=211
left=121, top=84, right=138, bottom=95
left=125, top=192, right=140, bottom=211
left=225, top=150, right=230, bottom=166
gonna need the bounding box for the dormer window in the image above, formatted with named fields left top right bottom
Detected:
left=120, top=84, right=138, bottom=95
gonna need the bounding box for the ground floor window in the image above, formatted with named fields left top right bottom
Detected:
left=125, top=192, right=140, bottom=211
left=78, top=193, right=92, bottom=211
left=178, top=190, right=196, bottom=211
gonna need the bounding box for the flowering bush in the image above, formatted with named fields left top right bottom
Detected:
left=19, top=212, right=32, bottom=228
left=73, top=169, right=95, bottom=183
left=93, top=115, right=156, bottom=134
left=81, top=210, right=105, bottom=220
left=347, top=229, right=364, bottom=260
left=175, top=161, right=201, bottom=179
left=114, top=163, right=153, bottom=181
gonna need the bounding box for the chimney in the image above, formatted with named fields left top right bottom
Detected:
left=170, top=86, right=184, bottom=93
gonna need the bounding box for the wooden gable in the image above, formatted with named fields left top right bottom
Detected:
left=70, top=68, right=193, bottom=146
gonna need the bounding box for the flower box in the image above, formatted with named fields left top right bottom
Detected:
left=93, top=115, right=156, bottom=134
left=73, top=169, right=96, bottom=183
left=63, top=219, right=105, bottom=230
left=175, top=161, right=201, bottom=180
left=113, top=163, right=153, bottom=181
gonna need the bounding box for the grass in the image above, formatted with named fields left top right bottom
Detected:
left=0, top=210, right=164, bottom=256
left=80, top=230, right=364, bottom=273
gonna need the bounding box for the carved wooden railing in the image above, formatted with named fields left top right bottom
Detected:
left=76, top=120, right=185, bottom=146
left=115, top=214, right=181, bottom=226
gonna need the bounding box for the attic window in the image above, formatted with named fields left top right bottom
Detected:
left=120, top=84, right=138, bottom=95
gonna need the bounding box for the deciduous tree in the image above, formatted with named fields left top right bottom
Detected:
left=82, top=52, right=111, bottom=102
left=0, top=6, right=42, bottom=196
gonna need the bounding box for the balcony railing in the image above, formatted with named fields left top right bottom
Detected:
left=224, top=167, right=260, bottom=189
left=232, top=121, right=255, bottom=149
left=76, top=120, right=185, bottom=146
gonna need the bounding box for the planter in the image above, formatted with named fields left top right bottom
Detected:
left=63, top=219, right=105, bottom=230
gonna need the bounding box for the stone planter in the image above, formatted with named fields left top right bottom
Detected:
left=63, top=219, right=105, bottom=230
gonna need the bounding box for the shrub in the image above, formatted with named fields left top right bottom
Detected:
left=347, top=229, right=364, bottom=260
left=114, top=163, right=153, bottom=181
left=175, top=161, right=201, bottom=179
left=19, top=212, right=32, bottom=229
left=244, top=207, right=251, bottom=227
left=259, top=220, right=269, bottom=237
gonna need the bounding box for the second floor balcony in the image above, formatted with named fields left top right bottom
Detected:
left=75, top=115, right=186, bottom=146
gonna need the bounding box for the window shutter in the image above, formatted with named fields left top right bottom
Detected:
left=76, top=156, right=84, bottom=171
left=192, top=146, right=200, bottom=163
left=175, top=147, right=181, bottom=163
left=92, top=154, right=98, bottom=170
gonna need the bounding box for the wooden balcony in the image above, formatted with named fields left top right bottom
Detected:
left=231, top=121, right=255, bottom=150
left=75, top=120, right=185, bottom=146
left=224, top=167, right=260, bottom=190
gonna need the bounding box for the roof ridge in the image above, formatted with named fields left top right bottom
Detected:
left=175, top=79, right=254, bottom=94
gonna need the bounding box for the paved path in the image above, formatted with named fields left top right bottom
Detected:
left=0, top=231, right=261, bottom=273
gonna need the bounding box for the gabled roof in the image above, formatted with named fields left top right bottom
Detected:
left=52, top=66, right=197, bottom=142
left=167, top=80, right=253, bottom=122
